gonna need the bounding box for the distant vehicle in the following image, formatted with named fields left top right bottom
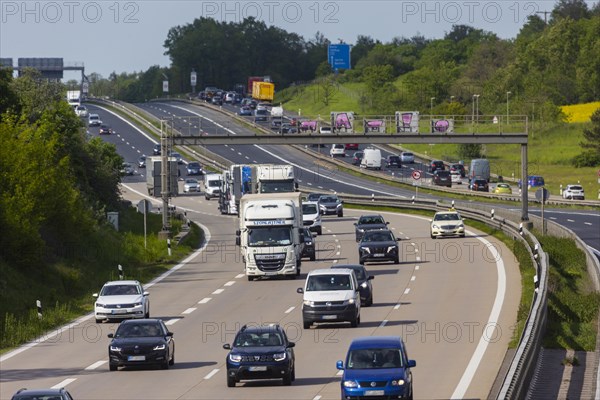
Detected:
left=302, top=201, right=322, bottom=235
left=319, top=126, right=332, bottom=134
left=88, top=113, right=102, bottom=127
left=345, top=143, right=359, bottom=150
left=211, top=95, right=223, bottom=105
left=186, top=162, right=203, bottom=175
left=400, top=152, right=415, bottom=163
left=562, top=184, right=584, bottom=200
left=318, top=194, right=344, bottom=217
left=11, top=387, right=74, bottom=400
left=99, top=124, right=113, bottom=135
left=138, top=155, right=146, bottom=168
left=152, top=143, right=161, bottom=155
left=429, top=160, right=445, bottom=173
left=433, top=170, right=452, bottom=187
left=238, top=106, right=252, bottom=116
left=302, top=227, right=316, bottom=261
left=354, top=214, right=389, bottom=242
left=360, top=148, right=382, bottom=170
left=331, top=264, right=374, bottom=306
left=518, top=175, right=545, bottom=189
left=271, top=118, right=283, bottom=131
left=352, top=151, right=364, bottom=166
left=336, top=336, right=416, bottom=400
left=183, top=178, right=200, bottom=193
left=204, top=173, right=222, bottom=200
left=307, top=193, right=326, bottom=202
left=280, top=123, right=297, bottom=134
left=254, top=108, right=268, bottom=122
left=430, top=210, right=465, bottom=239
left=171, top=152, right=183, bottom=164
left=224, top=92, right=235, bottom=103
left=107, top=319, right=174, bottom=371
left=470, top=178, right=489, bottom=192
left=252, top=81, right=275, bottom=102
left=66, top=90, right=81, bottom=109
left=75, top=105, right=88, bottom=117
left=493, top=183, right=512, bottom=194
left=330, top=144, right=346, bottom=157
left=384, top=155, right=401, bottom=168
left=120, top=162, right=135, bottom=176
left=450, top=170, right=462, bottom=184
left=469, top=159, right=490, bottom=182
left=358, top=229, right=400, bottom=265
left=450, top=163, right=466, bottom=177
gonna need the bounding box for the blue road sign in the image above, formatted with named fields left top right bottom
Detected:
left=328, top=44, right=351, bottom=70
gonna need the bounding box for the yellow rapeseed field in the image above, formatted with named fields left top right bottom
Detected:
left=561, top=101, right=600, bottom=123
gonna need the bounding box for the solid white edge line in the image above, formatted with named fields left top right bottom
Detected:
left=52, top=378, right=77, bottom=389
left=204, top=368, right=220, bottom=379
left=235, top=273, right=245, bottom=279
left=451, top=231, right=507, bottom=399
left=85, top=360, right=107, bottom=370
left=285, top=307, right=295, bottom=314
left=394, top=304, right=401, bottom=310
left=313, top=396, right=323, bottom=400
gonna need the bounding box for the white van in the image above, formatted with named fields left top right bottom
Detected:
left=203, top=173, right=222, bottom=200
left=469, top=159, right=490, bottom=182
left=360, top=148, right=382, bottom=170
left=296, top=268, right=361, bottom=329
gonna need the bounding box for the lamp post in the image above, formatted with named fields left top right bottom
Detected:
left=472, top=94, right=479, bottom=124
left=430, top=97, right=435, bottom=116
left=506, top=91, right=511, bottom=125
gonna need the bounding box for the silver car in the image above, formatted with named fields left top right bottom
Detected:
left=183, top=178, right=200, bottom=193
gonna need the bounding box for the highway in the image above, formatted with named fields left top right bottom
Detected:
left=0, top=103, right=527, bottom=399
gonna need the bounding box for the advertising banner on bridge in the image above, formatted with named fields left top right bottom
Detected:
left=363, top=119, right=386, bottom=133
left=430, top=118, right=455, bottom=134
left=331, top=111, right=355, bottom=133
left=395, top=111, right=420, bottom=133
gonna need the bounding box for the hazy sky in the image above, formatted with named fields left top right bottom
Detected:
left=0, top=0, right=593, bottom=79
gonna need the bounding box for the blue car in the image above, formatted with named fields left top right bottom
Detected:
left=337, top=336, right=415, bottom=399
left=518, top=175, right=545, bottom=189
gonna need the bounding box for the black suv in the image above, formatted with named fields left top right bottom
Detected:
left=429, top=160, right=445, bottom=173
left=385, top=155, right=401, bottom=168
left=152, top=143, right=161, bottom=155
left=433, top=170, right=452, bottom=187
left=12, top=388, right=74, bottom=400
left=358, top=229, right=400, bottom=265
left=354, top=214, right=389, bottom=242
left=223, top=324, right=296, bottom=387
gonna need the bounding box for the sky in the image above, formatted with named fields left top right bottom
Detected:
left=0, top=0, right=595, bottom=79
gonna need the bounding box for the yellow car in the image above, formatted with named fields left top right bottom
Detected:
left=493, top=183, right=512, bottom=194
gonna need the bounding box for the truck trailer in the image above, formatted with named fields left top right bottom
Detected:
left=252, top=81, right=275, bottom=102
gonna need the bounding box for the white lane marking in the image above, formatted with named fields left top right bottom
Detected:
left=394, top=304, right=401, bottom=310
left=336, top=370, right=343, bottom=376
left=85, top=360, right=107, bottom=370
left=245, top=156, right=250, bottom=160
left=204, top=368, right=220, bottom=379
left=182, top=307, right=196, bottom=314
left=411, top=242, right=416, bottom=247
left=415, top=265, right=420, bottom=270
left=198, top=298, right=212, bottom=304
left=165, top=318, right=180, bottom=325
left=285, top=307, right=295, bottom=314
left=333, top=234, right=337, bottom=238
left=411, top=276, right=416, bottom=281
left=332, top=260, right=338, bottom=264
left=313, top=396, right=322, bottom=400
left=550, top=217, right=557, bottom=220
left=224, top=281, right=236, bottom=286
left=379, top=320, right=388, bottom=328
left=584, top=222, right=592, bottom=226
left=307, top=182, right=313, bottom=186
left=230, top=147, right=235, bottom=151
left=335, top=239, right=339, bottom=243
left=404, top=288, right=410, bottom=295
left=416, top=256, right=421, bottom=262
left=414, top=248, right=419, bottom=253
left=589, top=245, right=600, bottom=257
left=253, top=160, right=257, bottom=163
left=336, top=251, right=341, bottom=256
left=212, top=288, right=225, bottom=294
left=235, top=273, right=245, bottom=279
left=318, top=186, right=324, bottom=189
left=451, top=231, right=507, bottom=399
left=238, top=152, right=242, bottom=155
left=567, top=219, right=575, bottom=222
left=52, top=378, right=76, bottom=388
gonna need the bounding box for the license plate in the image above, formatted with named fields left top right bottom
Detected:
left=322, top=315, right=337, bottom=320
left=373, top=254, right=385, bottom=257
left=248, top=366, right=267, bottom=371
left=111, top=309, right=127, bottom=314
left=364, top=390, right=385, bottom=396
left=128, top=355, right=145, bottom=361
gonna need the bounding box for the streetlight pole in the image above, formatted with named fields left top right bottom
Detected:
left=506, top=91, right=511, bottom=125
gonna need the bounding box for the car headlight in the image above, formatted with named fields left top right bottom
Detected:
left=306, top=242, right=313, bottom=246
left=153, top=344, right=166, bottom=350
left=273, top=352, right=286, bottom=361
left=110, top=345, right=122, bottom=352
left=391, top=379, right=405, bottom=386
left=457, top=223, right=464, bottom=228
left=95, top=303, right=106, bottom=308
left=347, top=298, right=355, bottom=304
left=360, top=247, right=370, bottom=254
left=432, top=224, right=440, bottom=229
left=387, top=246, right=397, bottom=253
left=361, top=282, right=368, bottom=288
left=134, top=302, right=143, bottom=307
left=357, top=229, right=364, bottom=233
left=303, top=300, right=315, bottom=306
left=229, top=354, right=242, bottom=363
left=343, top=380, right=358, bottom=388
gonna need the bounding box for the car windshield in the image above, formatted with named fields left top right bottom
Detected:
left=570, top=185, right=583, bottom=190
left=307, top=193, right=324, bottom=201
left=259, top=180, right=295, bottom=193
left=362, top=232, right=394, bottom=242
left=389, top=157, right=399, bottom=161
left=347, top=348, right=403, bottom=369
left=208, top=180, right=221, bottom=187
left=358, top=216, right=384, bottom=224
left=188, top=163, right=200, bottom=168
left=306, top=275, right=351, bottom=291
left=247, top=227, right=292, bottom=246
left=116, top=322, right=163, bottom=338
left=100, top=284, right=141, bottom=296
left=320, top=196, right=337, bottom=203
left=303, top=204, right=318, bottom=214
left=434, top=213, right=460, bottom=221
left=13, top=394, right=67, bottom=400
left=234, top=332, right=283, bottom=347
left=403, top=153, right=413, bottom=156
left=185, top=179, right=197, bottom=184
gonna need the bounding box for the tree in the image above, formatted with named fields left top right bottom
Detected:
left=317, top=76, right=337, bottom=106
left=458, top=144, right=483, bottom=160
left=573, top=108, right=600, bottom=167
left=351, top=35, right=377, bottom=68
left=551, top=0, right=590, bottom=21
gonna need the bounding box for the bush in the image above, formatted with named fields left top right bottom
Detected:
left=572, top=150, right=600, bottom=167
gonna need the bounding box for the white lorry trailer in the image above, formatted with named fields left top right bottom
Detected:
left=236, top=192, right=303, bottom=281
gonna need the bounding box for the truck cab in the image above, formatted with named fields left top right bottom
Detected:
left=256, top=164, right=297, bottom=193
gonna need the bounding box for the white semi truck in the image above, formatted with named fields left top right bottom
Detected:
left=236, top=192, right=304, bottom=281
left=255, top=164, right=297, bottom=193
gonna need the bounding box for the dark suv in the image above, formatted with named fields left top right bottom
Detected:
left=433, top=170, right=452, bottom=187
left=470, top=178, right=489, bottom=192
left=429, top=160, right=445, bottom=173
left=12, top=388, right=74, bottom=400
left=223, top=324, right=296, bottom=387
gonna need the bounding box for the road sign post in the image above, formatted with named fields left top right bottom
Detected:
left=412, top=170, right=422, bottom=199
left=535, top=188, right=549, bottom=235
left=137, top=199, right=152, bottom=249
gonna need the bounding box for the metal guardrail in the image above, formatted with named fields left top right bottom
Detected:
left=99, top=97, right=597, bottom=399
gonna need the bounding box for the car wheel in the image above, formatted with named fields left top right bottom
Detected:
left=460, top=234, right=465, bottom=238
left=109, top=363, right=118, bottom=371
left=359, top=259, right=365, bottom=265
left=303, top=320, right=311, bottom=329
left=365, top=296, right=373, bottom=307
left=338, top=211, right=344, bottom=217
left=145, top=308, right=150, bottom=319
left=227, top=376, right=236, bottom=387
left=169, top=346, right=175, bottom=366
left=161, top=354, right=170, bottom=369
left=430, top=234, right=435, bottom=239
left=394, top=256, right=400, bottom=264
left=95, top=318, right=101, bottom=324
left=291, top=366, right=296, bottom=381
left=350, top=315, right=359, bottom=328
left=283, top=371, right=292, bottom=386
left=205, top=195, right=210, bottom=200
left=317, top=227, right=322, bottom=235
left=247, top=275, right=254, bottom=281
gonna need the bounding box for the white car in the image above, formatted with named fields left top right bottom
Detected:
left=302, top=201, right=322, bottom=235
left=330, top=144, right=346, bottom=157
left=400, top=152, right=415, bottom=163
left=430, top=211, right=465, bottom=239
left=93, top=280, right=149, bottom=323
left=88, top=113, right=102, bottom=127
left=562, top=184, right=585, bottom=200
left=75, top=105, right=88, bottom=117
left=320, top=126, right=332, bottom=134
left=183, top=178, right=200, bottom=193
left=450, top=170, right=462, bottom=184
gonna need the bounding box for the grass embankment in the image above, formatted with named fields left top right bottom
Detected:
left=0, top=206, right=203, bottom=352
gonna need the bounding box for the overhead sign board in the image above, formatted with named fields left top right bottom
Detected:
left=395, top=111, right=420, bottom=133
left=328, top=44, right=351, bottom=70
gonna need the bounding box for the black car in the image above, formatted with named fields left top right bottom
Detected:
left=433, top=170, right=452, bottom=187
left=352, top=151, right=364, bottom=166
left=302, top=227, right=316, bottom=261
left=153, top=143, right=161, bottom=155
left=186, top=162, right=203, bottom=175
left=354, top=214, right=389, bottom=242
left=11, top=388, right=74, bottom=400
left=470, top=178, right=489, bottom=192
left=450, top=163, right=466, bottom=177
left=138, top=155, right=146, bottom=168
left=331, top=264, right=374, bottom=306
left=385, top=155, right=401, bottom=168
left=280, top=123, right=297, bottom=134
left=429, top=160, right=445, bottom=173
left=358, top=229, right=400, bottom=265
left=223, top=324, right=296, bottom=387
left=107, top=319, right=175, bottom=371
left=99, top=124, right=113, bottom=135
